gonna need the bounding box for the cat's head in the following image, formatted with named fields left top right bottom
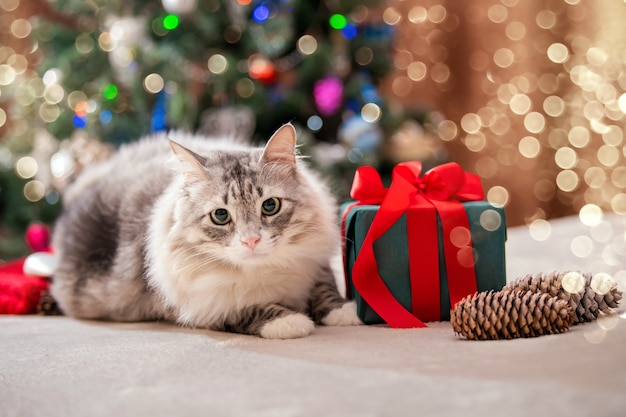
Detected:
left=168, top=124, right=338, bottom=269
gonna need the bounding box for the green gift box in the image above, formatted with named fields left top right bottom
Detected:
left=342, top=201, right=507, bottom=324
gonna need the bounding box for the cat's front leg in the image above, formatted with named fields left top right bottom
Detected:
left=309, top=266, right=363, bottom=327
left=222, top=303, right=315, bottom=339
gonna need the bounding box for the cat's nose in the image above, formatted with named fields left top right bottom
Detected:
left=241, top=234, right=261, bottom=250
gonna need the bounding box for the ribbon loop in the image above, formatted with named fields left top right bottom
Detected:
left=350, top=166, right=387, bottom=204
left=392, top=161, right=423, bottom=185
left=422, top=163, right=464, bottom=200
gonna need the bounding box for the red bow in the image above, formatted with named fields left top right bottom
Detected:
left=346, top=162, right=484, bottom=328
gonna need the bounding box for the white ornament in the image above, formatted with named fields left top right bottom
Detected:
left=162, top=0, right=197, bottom=15
left=23, top=252, right=59, bottom=277
left=108, top=16, right=147, bottom=47
left=105, top=16, right=151, bottom=87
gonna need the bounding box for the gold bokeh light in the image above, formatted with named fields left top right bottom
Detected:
left=385, top=0, right=626, bottom=230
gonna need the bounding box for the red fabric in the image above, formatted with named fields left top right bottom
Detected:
left=0, top=258, right=49, bottom=314
left=345, top=162, right=484, bottom=328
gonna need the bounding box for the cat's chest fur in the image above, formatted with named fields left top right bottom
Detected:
left=161, top=258, right=315, bottom=326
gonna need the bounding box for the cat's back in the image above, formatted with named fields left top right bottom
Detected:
left=63, top=132, right=247, bottom=206
left=62, top=135, right=171, bottom=206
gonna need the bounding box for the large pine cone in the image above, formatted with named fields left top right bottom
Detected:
left=451, top=289, right=574, bottom=340
left=504, top=271, right=622, bottom=324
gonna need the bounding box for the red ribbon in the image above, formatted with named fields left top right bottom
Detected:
left=344, top=162, right=484, bottom=328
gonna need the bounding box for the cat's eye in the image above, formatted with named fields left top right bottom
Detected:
left=261, top=197, right=281, bottom=216
left=210, top=208, right=231, bottom=225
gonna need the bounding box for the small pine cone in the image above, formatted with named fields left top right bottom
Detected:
left=451, top=289, right=574, bottom=341
left=504, top=271, right=623, bottom=324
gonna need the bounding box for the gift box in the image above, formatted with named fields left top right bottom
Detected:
left=342, top=162, right=507, bottom=328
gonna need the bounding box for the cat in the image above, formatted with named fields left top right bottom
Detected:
left=50, top=123, right=362, bottom=339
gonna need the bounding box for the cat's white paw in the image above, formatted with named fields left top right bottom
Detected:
left=260, top=313, right=315, bottom=339
left=321, top=301, right=363, bottom=326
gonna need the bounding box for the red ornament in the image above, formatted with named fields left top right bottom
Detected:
left=0, top=223, right=53, bottom=315
left=249, top=57, right=277, bottom=84
left=0, top=258, right=49, bottom=314
left=25, top=223, right=51, bottom=252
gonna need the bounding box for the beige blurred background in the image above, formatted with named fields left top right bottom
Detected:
left=382, top=0, right=626, bottom=226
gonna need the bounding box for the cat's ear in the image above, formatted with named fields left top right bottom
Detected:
left=169, top=140, right=209, bottom=182
left=260, top=123, right=297, bottom=166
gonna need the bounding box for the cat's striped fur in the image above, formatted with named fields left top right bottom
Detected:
left=51, top=124, right=361, bottom=338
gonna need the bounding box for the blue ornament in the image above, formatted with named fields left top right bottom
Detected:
left=252, top=4, right=270, bottom=22
left=361, top=83, right=380, bottom=104
left=72, top=115, right=87, bottom=129
left=99, top=110, right=113, bottom=124
left=341, top=23, right=357, bottom=39
left=356, top=72, right=381, bottom=105
left=339, top=114, right=382, bottom=155
left=345, top=98, right=361, bottom=113
left=362, top=24, right=394, bottom=42
left=151, top=90, right=168, bottom=132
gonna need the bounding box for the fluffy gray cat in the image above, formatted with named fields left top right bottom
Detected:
left=51, top=124, right=361, bottom=339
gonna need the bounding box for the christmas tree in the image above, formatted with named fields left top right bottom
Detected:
left=0, top=0, right=444, bottom=259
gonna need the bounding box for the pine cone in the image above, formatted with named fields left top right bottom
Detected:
left=504, top=271, right=622, bottom=324
left=451, top=290, right=574, bottom=340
